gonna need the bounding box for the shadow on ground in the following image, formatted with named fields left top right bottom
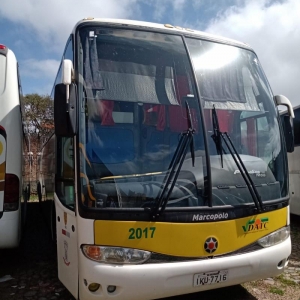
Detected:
left=0, top=202, right=258, bottom=300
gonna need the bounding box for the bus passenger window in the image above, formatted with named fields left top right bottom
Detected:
left=56, top=137, right=75, bottom=210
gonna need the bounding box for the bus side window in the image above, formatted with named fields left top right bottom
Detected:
left=56, top=137, right=75, bottom=210
left=240, top=115, right=271, bottom=164
left=240, top=118, right=257, bottom=156
left=294, top=109, right=300, bottom=146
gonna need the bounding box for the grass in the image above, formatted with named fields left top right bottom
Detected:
left=276, top=274, right=297, bottom=287
left=269, top=287, right=284, bottom=295
left=29, top=195, right=39, bottom=202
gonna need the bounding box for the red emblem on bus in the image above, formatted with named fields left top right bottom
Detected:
left=204, top=237, right=218, bottom=254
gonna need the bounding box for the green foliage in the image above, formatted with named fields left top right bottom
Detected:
left=23, top=93, right=54, bottom=142
left=269, top=287, right=284, bottom=295
left=277, top=274, right=297, bottom=286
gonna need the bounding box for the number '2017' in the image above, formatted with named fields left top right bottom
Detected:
left=128, top=227, right=156, bottom=239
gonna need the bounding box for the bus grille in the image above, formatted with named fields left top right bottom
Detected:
left=145, top=243, right=263, bottom=264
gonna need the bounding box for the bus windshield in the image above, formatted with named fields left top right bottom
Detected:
left=78, top=28, right=207, bottom=209
left=186, top=38, right=287, bottom=206
left=77, top=27, right=287, bottom=211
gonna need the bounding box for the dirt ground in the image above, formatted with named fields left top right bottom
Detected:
left=0, top=202, right=299, bottom=300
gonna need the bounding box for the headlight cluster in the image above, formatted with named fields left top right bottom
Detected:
left=82, top=245, right=151, bottom=264
left=258, top=226, right=290, bottom=248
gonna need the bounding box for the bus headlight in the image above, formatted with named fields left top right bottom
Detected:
left=258, top=226, right=290, bottom=248
left=82, top=245, right=151, bottom=264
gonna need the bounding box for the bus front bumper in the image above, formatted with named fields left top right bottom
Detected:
left=79, top=237, right=291, bottom=300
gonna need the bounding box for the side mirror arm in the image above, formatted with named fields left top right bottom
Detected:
left=274, top=95, right=294, bottom=118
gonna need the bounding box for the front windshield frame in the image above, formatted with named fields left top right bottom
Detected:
left=186, top=36, right=288, bottom=208
left=74, top=23, right=289, bottom=221
left=75, top=24, right=211, bottom=218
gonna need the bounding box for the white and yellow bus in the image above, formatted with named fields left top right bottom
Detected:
left=0, top=44, right=28, bottom=249
left=281, top=105, right=300, bottom=216
left=40, top=19, right=295, bottom=300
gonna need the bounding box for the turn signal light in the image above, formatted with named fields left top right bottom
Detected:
left=88, top=282, right=100, bottom=292
left=82, top=245, right=151, bottom=264
left=258, top=226, right=290, bottom=247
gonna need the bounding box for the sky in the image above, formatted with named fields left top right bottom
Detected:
left=0, top=0, right=300, bottom=107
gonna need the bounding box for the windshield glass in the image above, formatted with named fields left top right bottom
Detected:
left=77, top=27, right=207, bottom=209
left=186, top=38, right=288, bottom=206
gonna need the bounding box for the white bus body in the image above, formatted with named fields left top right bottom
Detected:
left=282, top=105, right=300, bottom=216
left=40, top=19, right=294, bottom=299
left=0, top=44, right=28, bottom=248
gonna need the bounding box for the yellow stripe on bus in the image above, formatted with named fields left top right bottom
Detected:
left=94, top=207, right=287, bottom=257
left=0, top=162, right=5, bottom=182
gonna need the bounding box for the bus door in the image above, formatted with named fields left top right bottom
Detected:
left=0, top=127, right=6, bottom=215
left=55, top=137, right=78, bottom=298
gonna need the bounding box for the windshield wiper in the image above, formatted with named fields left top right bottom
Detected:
left=151, top=101, right=195, bottom=219
left=211, top=107, right=264, bottom=212
left=211, top=105, right=224, bottom=168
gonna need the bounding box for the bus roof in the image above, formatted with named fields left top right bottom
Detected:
left=72, top=18, right=252, bottom=51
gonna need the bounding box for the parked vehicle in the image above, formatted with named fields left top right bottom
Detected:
left=38, top=19, right=294, bottom=300
left=0, top=44, right=29, bottom=248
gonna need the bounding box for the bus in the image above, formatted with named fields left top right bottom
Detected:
left=281, top=105, right=300, bottom=216
left=39, top=19, right=295, bottom=300
left=0, top=44, right=28, bottom=249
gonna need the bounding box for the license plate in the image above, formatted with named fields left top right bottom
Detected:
left=193, top=270, right=228, bottom=286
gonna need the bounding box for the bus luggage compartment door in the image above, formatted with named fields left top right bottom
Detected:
left=55, top=193, right=78, bottom=298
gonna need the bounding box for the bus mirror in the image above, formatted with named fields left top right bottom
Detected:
left=282, top=115, right=294, bottom=153
left=274, top=95, right=294, bottom=118
left=62, top=59, right=73, bottom=85
left=69, top=83, right=77, bottom=136
left=54, top=83, right=77, bottom=137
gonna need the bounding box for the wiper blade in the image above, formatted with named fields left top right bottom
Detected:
left=210, top=108, right=264, bottom=212
left=152, top=101, right=195, bottom=219
left=212, top=105, right=224, bottom=168
left=221, top=132, right=264, bottom=212
left=186, top=101, right=196, bottom=167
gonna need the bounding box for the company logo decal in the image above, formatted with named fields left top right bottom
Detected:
left=62, top=229, right=70, bottom=238
left=192, top=213, right=229, bottom=221
left=234, top=170, right=266, bottom=178
left=63, top=240, right=70, bottom=266
left=204, top=237, right=218, bottom=254
left=242, top=217, right=269, bottom=233
left=64, top=212, right=68, bottom=227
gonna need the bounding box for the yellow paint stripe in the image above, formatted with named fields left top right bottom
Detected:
left=94, top=207, right=287, bottom=257
left=0, top=162, right=5, bottom=181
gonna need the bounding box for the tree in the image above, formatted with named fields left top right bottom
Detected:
left=23, top=93, right=54, bottom=146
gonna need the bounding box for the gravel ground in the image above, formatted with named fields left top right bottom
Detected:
left=0, top=202, right=299, bottom=300
left=242, top=214, right=300, bottom=300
